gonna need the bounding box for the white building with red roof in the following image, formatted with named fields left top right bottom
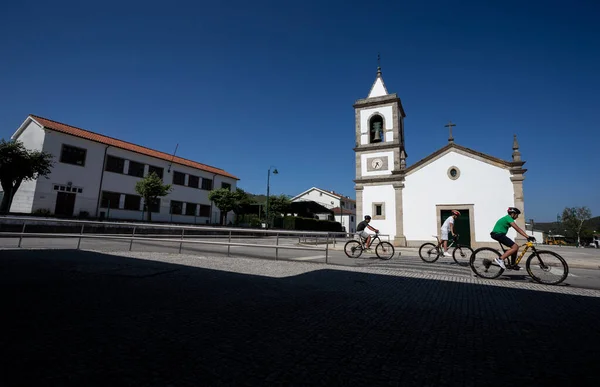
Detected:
left=291, top=187, right=356, bottom=233
left=3, top=114, right=239, bottom=224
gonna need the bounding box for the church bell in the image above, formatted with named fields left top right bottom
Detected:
left=372, top=122, right=382, bottom=142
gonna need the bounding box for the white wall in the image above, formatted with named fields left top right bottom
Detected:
left=368, top=78, right=387, bottom=98
left=363, top=184, right=396, bottom=237
left=35, top=129, right=107, bottom=215
left=359, top=106, right=393, bottom=145
left=299, top=189, right=339, bottom=207
left=334, top=213, right=356, bottom=233
left=8, top=120, right=46, bottom=212
left=403, top=151, right=515, bottom=243
left=11, top=126, right=237, bottom=224
left=99, top=145, right=236, bottom=223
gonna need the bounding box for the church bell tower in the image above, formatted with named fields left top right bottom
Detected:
left=353, top=61, right=408, bottom=246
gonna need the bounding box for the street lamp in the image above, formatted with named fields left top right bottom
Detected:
left=529, top=218, right=534, bottom=236
left=265, top=166, right=278, bottom=229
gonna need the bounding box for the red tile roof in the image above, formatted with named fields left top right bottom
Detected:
left=318, top=188, right=356, bottom=202
left=29, top=115, right=239, bottom=180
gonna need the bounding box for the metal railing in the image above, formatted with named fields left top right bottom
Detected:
left=0, top=216, right=343, bottom=263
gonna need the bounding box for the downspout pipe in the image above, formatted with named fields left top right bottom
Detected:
left=209, top=172, right=217, bottom=224
left=95, top=146, right=109, bottom=218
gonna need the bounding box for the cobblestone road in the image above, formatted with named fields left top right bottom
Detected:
left=2, top=249, right=599, bottom=386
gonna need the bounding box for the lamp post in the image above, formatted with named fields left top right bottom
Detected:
left=265, top=166, right=278, bottom=229
left=530, top=218, right=534, bottom=236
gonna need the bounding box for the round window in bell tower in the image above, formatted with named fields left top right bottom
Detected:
left=447, top=166, right=461, bottom=180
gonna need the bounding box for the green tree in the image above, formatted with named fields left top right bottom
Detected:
left=135, top=172, right=172, bottom=222
left=0, top=139, right=53, bottom=214
left=208, top=188, right=236, bottom=225
left=267, top=194, right=291, bottom=221
left=561, top=206, right=592, bottom=246
left=233, top=188, right=255, bottom=209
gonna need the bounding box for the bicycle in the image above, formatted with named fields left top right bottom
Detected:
left=469, top=240, right=569, bottom=285
left=418, top=234, right=473, bottom=264
left=344, top=232, right=395, bottom=260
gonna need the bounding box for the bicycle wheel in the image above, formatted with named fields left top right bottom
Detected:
left=344, top=240, right=363, bottom=258
left=419, top=243, right=440, bottom=263
left=452, top=245, right=474, bottom=265
left=376, top=241, right=395, bottom=260
left=526, top=250, right=569, bottom=285
left=470, top=247, right=504, bottom=279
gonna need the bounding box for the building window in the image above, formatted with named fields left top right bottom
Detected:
left=105, top=155, right=125, bottom=174
left=447, top=166, right=461, bottom=180
left=128, top=161, right=145, bottom=178
left=148, top=165, right=163, bottom=179
left=201, top=178, right=212, bottom=190
left=199, top=204, right=210, bottom=217
left=173, top=171, right=185, bottom=185
left=60, top=144, right=87, bottom=166
left=53, top=184, right=82, bottom=193
left=188, top=175, right=199, bottom=188
left=351, top=216, right=354, bottom=222
left=100, top=191, right=121, bottom=209
left=124, top=194, right=141, bottom=211
left=170, top=200, right=183, bottom=215
left=221, top=182, right=231, bottom=191
left=372, top=202, right=385, bottom=220
left=185, top=202, right=197, bottom=216
left=369, top=115, right=384, bottom=143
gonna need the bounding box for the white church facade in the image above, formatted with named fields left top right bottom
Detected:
left=354, top=66, right=528, bottom=248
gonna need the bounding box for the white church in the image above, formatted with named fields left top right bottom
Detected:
left=354, top=65, right=528, bottom=248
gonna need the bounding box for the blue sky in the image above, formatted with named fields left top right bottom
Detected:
left=1, top=0, right=598, bottom=222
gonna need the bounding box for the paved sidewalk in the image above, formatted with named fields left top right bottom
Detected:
left=2, top=249, right=599, bottom=386
left=329, top=242, right=600, bottom=270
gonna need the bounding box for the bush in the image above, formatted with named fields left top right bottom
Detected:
left=32, top=208, right=52, bottom=216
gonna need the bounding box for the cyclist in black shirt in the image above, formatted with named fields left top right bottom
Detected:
left=356, top=215, right=379, bottom=250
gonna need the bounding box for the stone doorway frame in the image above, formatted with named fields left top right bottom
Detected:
left=435, top=204, right=476, bottom=247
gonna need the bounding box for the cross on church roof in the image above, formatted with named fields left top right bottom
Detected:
left=444, top=121, right=456, bottom=143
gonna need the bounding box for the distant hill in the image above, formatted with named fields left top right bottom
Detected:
left=534, top=216, right=600, bottom=234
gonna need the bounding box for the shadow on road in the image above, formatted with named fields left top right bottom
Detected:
left=1, top=249, right=598, bottom=386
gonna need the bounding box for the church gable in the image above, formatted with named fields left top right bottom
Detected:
left=368, top=77, right=388, bottom=98
left=404, top=143, right=511, bottom=176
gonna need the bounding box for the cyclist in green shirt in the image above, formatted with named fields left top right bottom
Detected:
left=490, top=207, right=535, bottom=270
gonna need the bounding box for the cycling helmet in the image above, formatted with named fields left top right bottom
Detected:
left=507, top=207, right=521, bottom=215
left=364, top=215, right=371, bottom=220
left=451, top=210, right=461, bottom=216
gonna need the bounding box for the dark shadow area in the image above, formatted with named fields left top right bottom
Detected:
left=1, top=249, right=598, bottom=386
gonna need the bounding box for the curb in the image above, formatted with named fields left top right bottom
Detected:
left=305, top=245, right=600, bottom=271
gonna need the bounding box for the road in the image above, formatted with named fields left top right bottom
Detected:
left=2, top=248, right=599, bottom=386
left=1, top=236, right=599, bottom=290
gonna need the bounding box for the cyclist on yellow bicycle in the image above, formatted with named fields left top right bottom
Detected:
left=490, top=207, right=536, bottom=270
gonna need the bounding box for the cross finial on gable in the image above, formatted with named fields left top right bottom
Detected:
left=377, top=53, right=382, bottom=76
left=444, top=121, right=456, bottom=143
